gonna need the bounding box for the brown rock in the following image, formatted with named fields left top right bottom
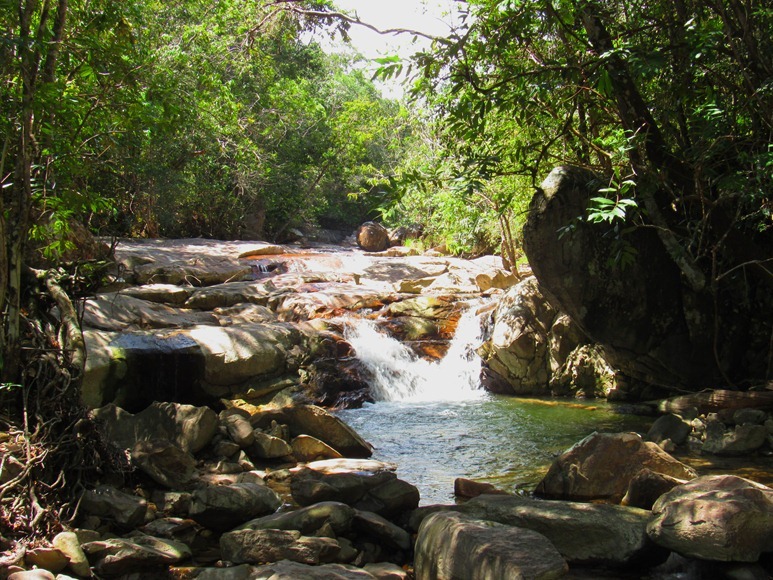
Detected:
left=535, top=431, right=696, bottom=503
left=356, top=222, right=390, bottom=252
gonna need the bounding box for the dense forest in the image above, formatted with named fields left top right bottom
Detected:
left=1, top=0, right=771, bottom=541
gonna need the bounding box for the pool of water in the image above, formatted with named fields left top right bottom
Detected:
left=337, top=395, right=651, bottom=505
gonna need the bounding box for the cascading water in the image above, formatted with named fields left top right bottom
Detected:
left=344, top=306, right=487, bottom=402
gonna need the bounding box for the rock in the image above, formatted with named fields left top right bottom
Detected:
left=363, top=562, right=410, bottom=579
left=184, top=280, right=272, bottom=310
left=131, top=439, right=197, bottom=489
left=214, top=303, right=276, bottom=326
left=357, top=222, right=390, bottom=252
left=646, top=413, right=693, bottom=446
left=702, top=421, right=768, bottom=455
left=291, top=460, right=419, bottom=519
left=252, top=405, right=373, bottom=458
left=292, top=435, right=344, bottom=462
left=134, top=260, right=249, bottom=287
left=550, top=343, right=616, bottom=397
left=195, top=564, right=259, bottom=579
left=92, top=402, right=218, bottom=454
left=621, top=468, right=686, bottom=510
left=648, top=475, right=773, bottom=562
left=249, top=560, right=376, bottom=579
left=733, top=408, right=768, bottom=425
left=386, top=296, right=455, bottom=319
left=82, top=535, right=191, bottom=576
left=83, top=293, right=218, bottom=331
left=523, top=165, right=773, bottom=391
left=189, top=482, right=282, bottom=532
left=475, top=269, right=518, bottom=292
left=52, top=531, right=91, bottom=577
left=7, top=571, right=55, bottom=580
left=353, top=510, right=412, bottom=551
left=238, top=243, right=286, bottom=258
left=116, top=283, right=191, bottom=305
left=24, top=547, right=68, bottom=574
left=219, top=528, right=340, bottom=565
left=221, top=411, right=255, bottom=448
left=415, top=511, right=568, bottom=580
left=80, top=485, right=148, bottom=528
left=454, top=494, right=659, bottom=566
left=478, top=277, right=558, bottom=395
left=454, top=478, right=508, bottom=499
left=535, top=431, right=697, bottom=503
left=152, top=491, right=192, bottom=516
left=248, top=431, right=293, bottom=459
left=239, top=501, right=356, bottom=535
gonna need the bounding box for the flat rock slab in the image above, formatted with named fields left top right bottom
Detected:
left=415, top=511, right=568, bottom=580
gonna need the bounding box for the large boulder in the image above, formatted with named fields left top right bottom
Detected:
left=415, top=511, right=568, bottom=580
left=647, top=475, right=773, bottom=562
left=453, top=494, right=660, bottom=567
left=535, top=431, right=696, bottom=503
left=522, top=165, right=773, bottom=391
left=238, top=501, right=357, bottom=535
left=356, top=222, right=390, bottom=252
left=82, top=535, right=191, bottom=576
left=79, top=485, right=148, bottom=529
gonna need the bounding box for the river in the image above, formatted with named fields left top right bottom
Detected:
left=338, top=306, right=649, bottom=504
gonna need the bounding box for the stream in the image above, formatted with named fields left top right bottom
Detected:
left=338, top=305, right=650, bottom=504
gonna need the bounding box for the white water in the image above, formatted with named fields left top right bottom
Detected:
left=344, top=307, right=487, bottom=402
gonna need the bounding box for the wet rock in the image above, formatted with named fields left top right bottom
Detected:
left=219, top=528, right=340, bottom=565
left=415, top=511, right=568, bottom=580
left=82, top=535, right=191, bottom=576
left=131, top=440, right=197, bottom=489
left=252, top=405, right=373, bottom=458
left=646, top=413, right=692, bottom=446
left=357, top=222, right=390, bottom=252
left=648, top=475, right=773, bottom=562
left=80, top=485, right=148, bottom=529
left=92, top=402, right=218, bottom=454
left=454, top=494, right=659, bottom=566
left=239, top=501, right=355, bottom=535
left=189, top=482, right=282, bottom=532
left=52, top=531, right=91, bottom=577
left=621, top=468, right=686, bottom=510
left=292, top=434, right=344, bottom=462
left=535, top=431, right=696, bottom=503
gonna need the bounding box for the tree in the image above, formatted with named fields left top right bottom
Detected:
left=412, top=0, right=772, bottom=386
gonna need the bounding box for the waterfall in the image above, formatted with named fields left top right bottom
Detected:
left=344, top=306, right=487, bottom=402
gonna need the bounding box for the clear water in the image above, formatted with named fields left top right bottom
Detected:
left=339, top=310, right=649, bottom=504
left=337, top=396, right=649, bottom=505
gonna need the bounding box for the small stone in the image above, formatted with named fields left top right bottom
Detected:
left=291, top=435, right=343, bottom=462
left=248, top=431, right=292, bottom=459
left=24, top=547, right=68, bottom=573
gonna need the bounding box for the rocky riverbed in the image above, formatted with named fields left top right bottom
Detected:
left=2, top=238, right=773, bottom=579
